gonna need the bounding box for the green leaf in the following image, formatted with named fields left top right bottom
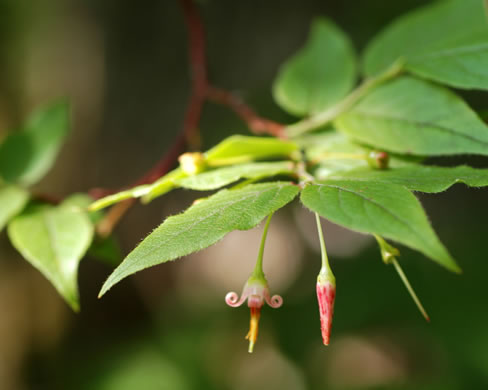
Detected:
left=301, top=180, right=460, bottom=272
left=0, top=184, right=29, bottom=231
left=298, top=130, right=421, bottom=180
left=273, top=17, right=357, bottom=116
left=7, top=198, right=94, bottom=311
left=90, top=136, right=299, bottom=210
left=363, top=0, right=488, bottom=90
left=176, top=161, right=295, bottom=191
left=0, top=100, right=70, bottom=186
left=99, top=182, right=300, bottom=296
left=334, top=76, right=488, bottom=156
left=205, top=135, right=298, bottom=164
left=326, top=165, right=488, bottom=193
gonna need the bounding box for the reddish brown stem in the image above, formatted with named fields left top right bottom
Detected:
left=180, top=0, right=208, bottom=148
left=206, top=86, right=286, bottom=139
left=89, top=0, right=286, bottom=235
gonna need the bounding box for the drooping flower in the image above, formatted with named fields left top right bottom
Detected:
left=226, top=275, right=283, bottom=353
left=224, top=213, right=282, bottom=353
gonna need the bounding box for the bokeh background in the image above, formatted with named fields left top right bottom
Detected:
left=1, top=0, right=488, bottom=389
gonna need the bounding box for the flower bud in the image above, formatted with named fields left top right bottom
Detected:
left=178, top=152, right=206, bottom=175
left=317, top=271, right=336, bottom=346
left=366, top=150, right=389, bottom=170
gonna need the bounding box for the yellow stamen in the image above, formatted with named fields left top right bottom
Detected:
left=245, top=307, right=261, bottom=353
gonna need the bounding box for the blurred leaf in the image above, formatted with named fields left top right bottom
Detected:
left=89, top=236, right=122, bottom=267
left=335, top=76, right=488, bottom=156
left=205, top=135, right=298, bottom=164
left=62, top=192, right=100, bottom=220
left=176, top=161, right=295, bottom=190
left=99, top=182, right=300, bottom=296
left=363, top=0, right=488, bottom=90
left=301, top=180, right=460, bottom=272
left=0, top=184, right=29, bottom=231
left=62, top=193, right=122, bottom=266
left=7, top=198, right=94, bottom=311
left=326, top=165, right=488, bottom=193
left=0, top=100, right=70, bottom=185
left=273, top=17, right=357, bottom=116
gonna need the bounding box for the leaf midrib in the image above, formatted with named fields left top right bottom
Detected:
left=42, top=209, right=70, bottom=293
left=313, top=183, right=437, bottom=254
left=118, top=184, right=290, bottom=269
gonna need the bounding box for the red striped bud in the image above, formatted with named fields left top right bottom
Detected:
left=316, top=274, right=336, bottom=346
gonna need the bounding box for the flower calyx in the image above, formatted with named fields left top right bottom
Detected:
left=225, top=274, right=283, bottom=353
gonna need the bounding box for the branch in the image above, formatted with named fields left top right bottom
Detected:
left=90, top=0, right=286, bottom=236
left=206, top=86, right=286, bottom=138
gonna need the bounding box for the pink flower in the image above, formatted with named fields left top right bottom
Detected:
left=225, top=277, right=283, bottom=353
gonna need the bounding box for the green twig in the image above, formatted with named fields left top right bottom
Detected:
left=315, top=213, right=335, bottom=283
left=286, top=59, right=404, bottom=137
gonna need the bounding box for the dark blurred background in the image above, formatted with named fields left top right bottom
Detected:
left=1, top=0, right=488, bottom=389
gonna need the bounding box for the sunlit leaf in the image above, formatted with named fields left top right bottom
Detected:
left=176, top=161, right=295, bottom=190
left=205, top=135, right=298, bottom=164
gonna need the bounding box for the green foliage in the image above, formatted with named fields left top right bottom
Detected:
left=363, top=0, right=488, bottom=90
left=7, top=196, right=94, bottom=311
left=176, top=161, right=295, bottom=190
left=3, top=1, right=488, bottom=313
left=0, top=184, right=29, bottom=231
left=90, top=136, right=299, bottom=210
left=326, top=165, right=488, bottom=193
left=0, top=100, right=70, bottom=185
left=335, top=77, right=488, bottom=156
left=99, top=182, right=300, bottom=296
left=301, top=181, right=459, bottom=272
left=204, top=135, right=298, bottom=163
left=273, top=17, right=357, bottom=116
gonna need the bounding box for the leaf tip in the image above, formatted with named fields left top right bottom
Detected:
left=68, top=299, right=80, bottom=313
left=98, top=283, right=110, bottom=299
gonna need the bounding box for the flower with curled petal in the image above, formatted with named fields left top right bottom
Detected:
left=226, top=275, right=283, bottom=353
